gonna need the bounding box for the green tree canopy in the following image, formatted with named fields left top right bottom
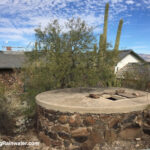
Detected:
left=22, top=18, right=98, bottom=116
left=22, top=3, right=124, bottom=116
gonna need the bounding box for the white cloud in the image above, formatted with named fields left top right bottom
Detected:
left=0, top=0, right=9, bottom=5
left=143, top=0, right=150, bottom=8
left=111, top=0, right=123, bottom=3
left=136, top=3, right=141, bottom=7
left=0, top=34, right=26, bottom=41
left=126, top=0, right=134, bottom=5
left=0, top=0, right=148, bottom=48
left=0, top=27, right=35, bottom=35
left=0, top=18, right=13, bottom=27
left=143, top=0, right=150, bottom=4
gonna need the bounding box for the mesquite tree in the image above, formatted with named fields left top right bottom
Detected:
left=22, top=3, right=124, bottom=116
left=22, top=18, right=96, bottom=116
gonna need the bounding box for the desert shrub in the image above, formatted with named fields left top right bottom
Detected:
left=0, top=82, right=15, bottom=135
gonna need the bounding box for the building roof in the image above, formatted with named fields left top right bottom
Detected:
left=0, top=51, right=25, bottom=69
left=119, top=49, right=145, bottom=62
left=0, top=49, right=147, bottom=69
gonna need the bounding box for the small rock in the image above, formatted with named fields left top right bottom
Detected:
left=104, top=130, right=117, bottom=143
left=108, top=118, right=120, bottom=128
left=47, top=114, right=57, bottom=122
left=71, top=127, right=89, bottom=137
left=51, top=140, right=62, bottom=147
left=93, top=144, right=100, bottom=150
left=133, top=92, right=140, bottom=97
left=134, top=116, right=143, bottom=127
left=64, top=140, right=70, bottom=147
left=48, top=131, right=57, bottom=140
left=84, top=116, right=96, bottom=125
left=39, top=132, right=51, bottom=146
left=119, top=128, right=142, bottom=140
left=135, top=144, right=140, bottom=147
left=58, top=131, right=70, bottom=139
left=58, top=115, right=68, bottom=124
left=69, top=115, right=81, bottom=127
left=69, top=117, right=76, bottom=126
left=115, top=89, right=125, bottom=94
left=89, top=94, right=100, bottom=99
left=51, top=124, right=70, bottom=133
left=136, top=138, right=141, bottom=141
left=81, top=128, right=104, bottom=150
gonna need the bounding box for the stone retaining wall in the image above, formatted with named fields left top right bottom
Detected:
left=0, top=69, right=22, bottom=87
left=37, top=105, right=150, bottom=150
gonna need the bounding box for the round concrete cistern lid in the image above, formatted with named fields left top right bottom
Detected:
left=36, top=87, right=150, bottom=114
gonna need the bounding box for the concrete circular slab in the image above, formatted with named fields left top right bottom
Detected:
left=36, top=87, right=150, bottom=114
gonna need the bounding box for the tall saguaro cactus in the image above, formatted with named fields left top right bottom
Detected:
left=96, top=2, right=124, bottom=87
left=103, top=3, right=109, bottom=51
left=114, top=19, right=123, bottom=51
left=99, top=34, right=104, bottom=53
left=99, top=3, right=109, bottom=59
left=99, top=3, right=123, bottom=59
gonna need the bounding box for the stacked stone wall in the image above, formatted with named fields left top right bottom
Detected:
left=37, top=105, right=150, bottom=150
left=0, top=69, right=22, bottom=87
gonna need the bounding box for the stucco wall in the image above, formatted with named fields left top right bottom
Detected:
left=115, top=54, right=140, bottom=73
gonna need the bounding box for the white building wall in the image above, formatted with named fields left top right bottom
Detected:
left=115, top=54, right=140, bottom=73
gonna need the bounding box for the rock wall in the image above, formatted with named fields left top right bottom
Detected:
left=0, top=69, right=22, bottom=87
left=37, top=105, right=150, bottom=150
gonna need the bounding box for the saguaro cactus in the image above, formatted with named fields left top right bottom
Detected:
left=103, top=3, right=109, bottom=51
left=97, top=3, right=124, bottom=87
left=99, top=3, right=109, bottom=59
left=114, top=19, right=123, bottom=51
left=99, top=34, right=104, bottom=54
left=99, top=3, right=123, bottom=60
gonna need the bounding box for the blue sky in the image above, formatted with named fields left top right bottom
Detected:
left=0, top=0, right=150, bottom=54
